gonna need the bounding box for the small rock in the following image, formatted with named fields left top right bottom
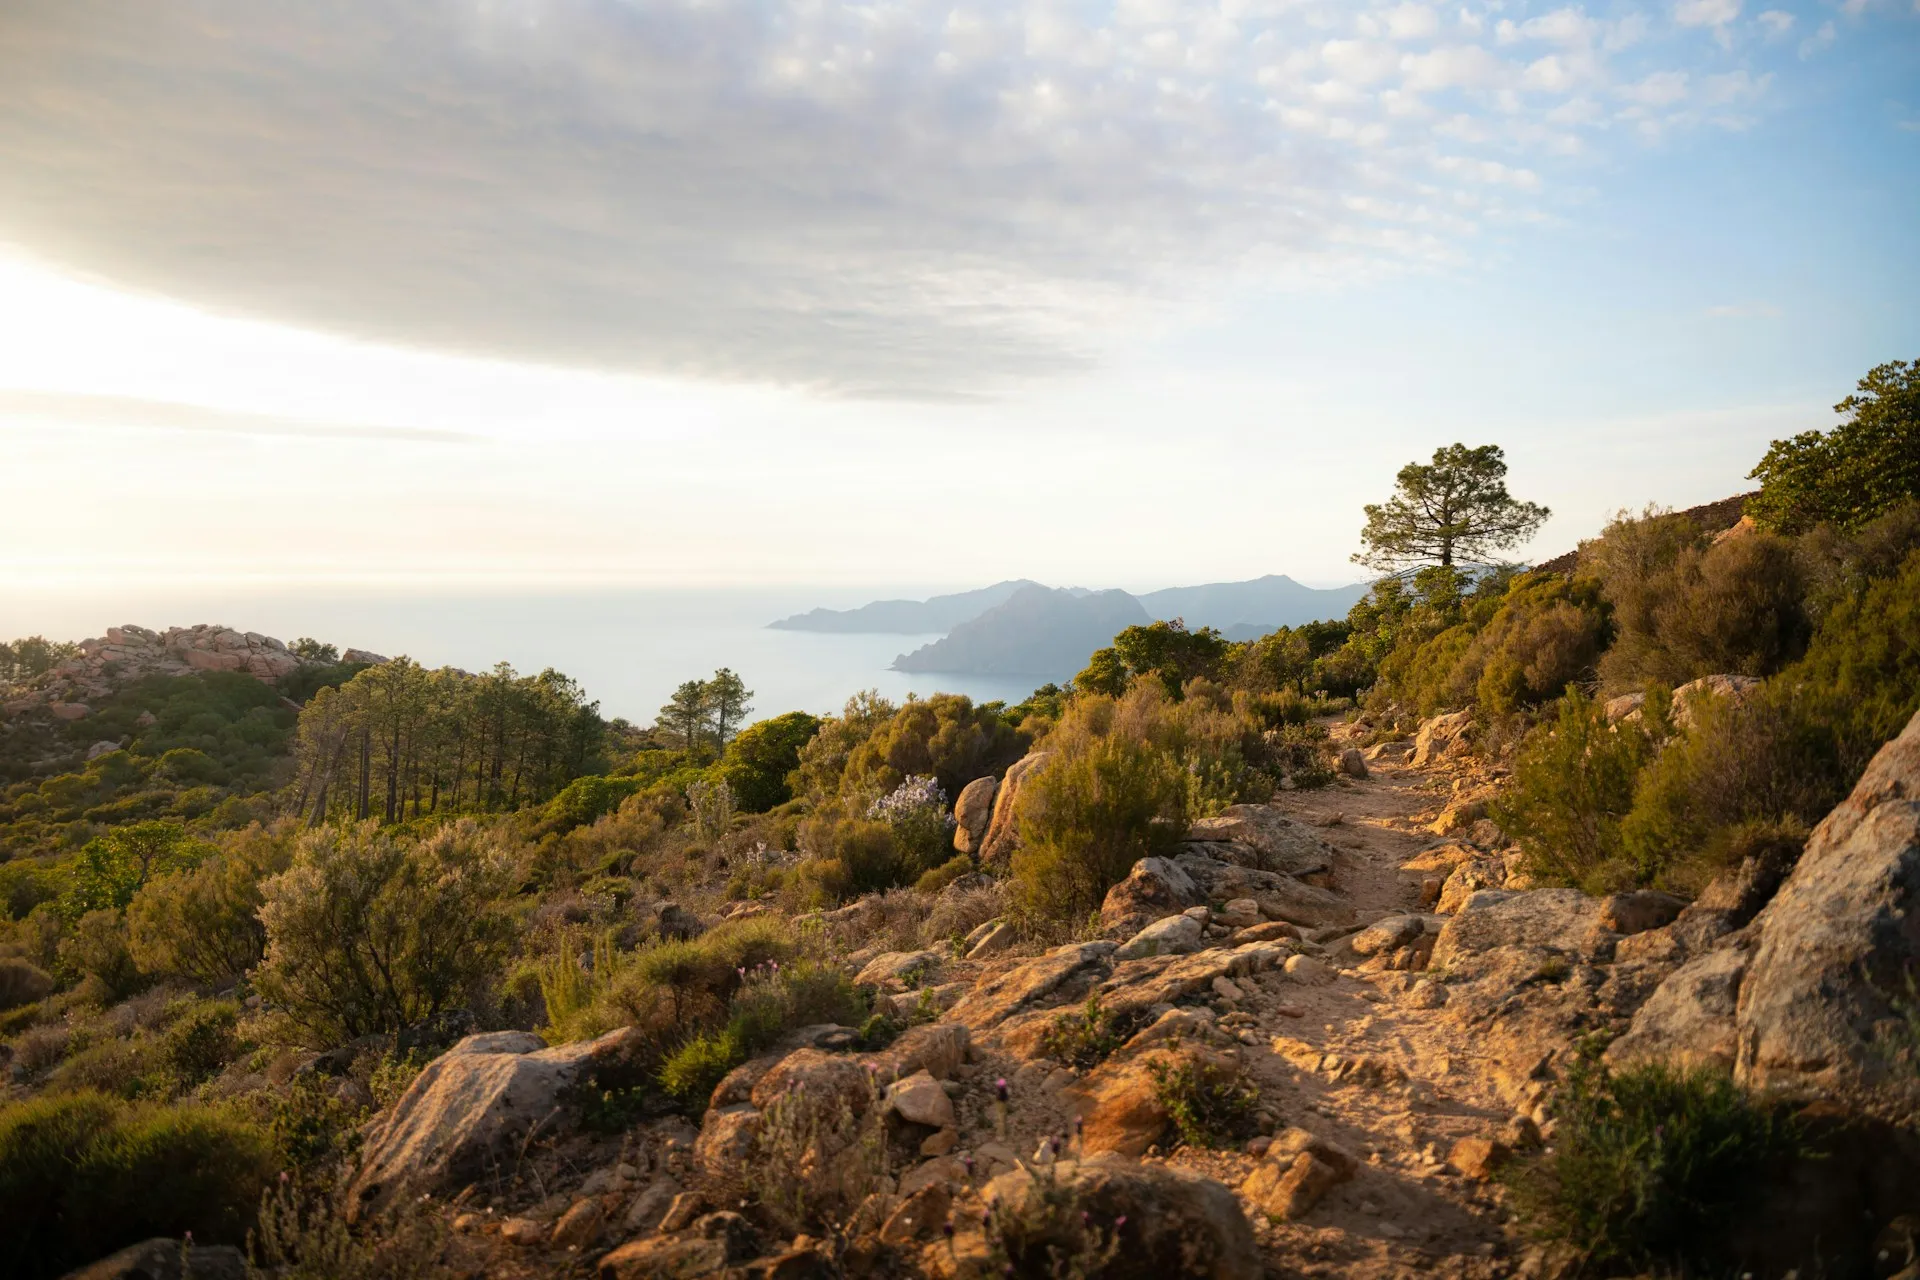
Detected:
left=1406, top=978, right=1447, bottom=1009
left=966, top=920, right=1018, bottom=959
left=550, top=1198, right=605, bottom=1249
left=623, top=1178, right=683, bottom=1232
left=1350, top=915, right=1424, bottom=957
left=1115, top=913, right=1204, bottom=960
left=1211, top=976, right=1244, bottom=1001
left=1283, top=954, right=1331, bottom=985
left=500, top=1217, right=546, bottom=1246
left=887, top=1070, right=958, bottom=1129
left=1448, top=1135, right=1512, bottom=1180
left=919, top=1127, right=958, bottom=1156
left=1240, top=1152, right=1348, bottom=1220
left=659, top=1191, right=705, bottom=1233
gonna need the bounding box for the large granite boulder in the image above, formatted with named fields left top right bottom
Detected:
left=1099, top=857, right=1203, bottom=933
left=1614, top=708, right=1920, bottom=1098
left=345, top=1028, right=646, bottom=1219
left=978, top=751, right=1053, bottom=865
left=952, top=776, right=999, bottom=855
left=1180, top=806, right=1336, bottom=878
left=1411, top=710, right=1474, bottom=767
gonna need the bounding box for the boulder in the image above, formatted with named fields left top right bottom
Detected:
left=1598, top=889, right=1687, bottom=936
left=1114, top=914, right=1203, bottom=961
left=1602, top=691, right=1646, bottom=723
left=978, top=751, right=1053, bottom=865
left=944, top=942, right=1114, bottom=1034
left=952, top=776, right=999, bottom=855
left=1430, top=888, right=1619, bottom=969
left=85, top=741, right=122, bottom=761
left=1097, top=943, right=1289, bottom=1017
left=1173, top=853, right=1351, bottom=928
left=1410, top=710, right=1474, bottom=767
left=1099, top=857, right=1204, bottom=931
left=1738, top=709, right=1920, bottom=1093
left=854, top=950, right=944, bottom=990
left=1605, top=944, right=1750, bottom=1072
left=1337, top=747, right=1369, bottom=779
left=1181, top=806, right=1337, bottom=878
left=965, top=920, right=1018, bottom=959
left=344, top=1027, right=647, bottom=1219
left=1239, top=1152, right=1348, bottom=1220
left=980, top=1155, right=1261, bottom=1280
left=885, top=1069, right=957, bottom=1128
left=1670, top=673, right=1762, bottom=730
left=1348, top=914, right=1424, bottom=957
left=1435, top=855, right=1507, bottom=914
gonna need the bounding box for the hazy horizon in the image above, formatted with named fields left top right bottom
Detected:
left=2, top=1, right=1916, bottom=593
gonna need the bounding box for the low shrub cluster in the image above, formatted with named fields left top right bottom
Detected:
left=1146, top=1056, right=1263, bottom=1150
left=0, top=1089, right=275, bottom=1279
left=1508, top=1056, right=1800, bottom=1273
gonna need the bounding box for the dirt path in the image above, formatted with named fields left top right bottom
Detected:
left=1163, top=750, right=1522, bottom=1278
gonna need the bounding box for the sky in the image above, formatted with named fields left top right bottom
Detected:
left=1, top=0, right=1916, bottom=601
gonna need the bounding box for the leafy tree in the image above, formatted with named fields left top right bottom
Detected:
left=1078, top=619, right=1232, bottom=699
left=1748, top=358, right=1920, bottom=534
left=288, top=637, right=339, bottom=662
left=0, top=636, right=78, bottom=684
left=657, top=680, right=712, bottom=753
left=127, top=830, right=286, bottom=985
left=254, top=821, right=513, bottom=1045
left=1355, top=443, right=1550, bottom=573
left=707, top=668, right=754, bottom=745
left=718, top=711, right=822, bottom=812
left=65, top=822, right=206, bottom=918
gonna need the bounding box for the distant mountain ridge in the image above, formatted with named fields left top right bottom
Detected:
left=823, top=573, right=1375, bottom=680
left=767, top=580, right=1042, bottom=634
left=890, top=586, right=1151, bottom=677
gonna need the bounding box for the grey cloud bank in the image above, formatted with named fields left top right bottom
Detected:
left=0, top=0, right=1770, bottom=396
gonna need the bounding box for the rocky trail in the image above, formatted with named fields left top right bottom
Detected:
left=340, top=705, right=1920, bottom=1280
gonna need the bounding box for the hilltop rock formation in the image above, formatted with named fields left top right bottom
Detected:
left=1, top=622, right=383, bottom=716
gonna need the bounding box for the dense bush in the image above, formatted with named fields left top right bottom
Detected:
left=1747, top=357, right=1920, bottom=535
left=715, top=711, right=822, bottom=813
left=1012, top=730, right=1186, bottom=920
left=127, top=824, right=290, bottom=985
left=254, top=821, right=514, bottom=1046
left=542, top=774, right=644, bottom=833
left=0, top=956, right=53, bottom=1009
left=793, top=691, right=1025, bottom=808
left=1508, top=1057, right=1798, bottom=1273
left=1588, top=512, right=1810, bottom=692
left=57, top=909, right=144, bottom=1005
left=1076, top=620, right=1233, bottom=699
left=1147, top=1056, right=1263, bottom=1150
left=0, top=1090, right=275, bottom=1279
left=1491, top=691, right=1659, bottom=894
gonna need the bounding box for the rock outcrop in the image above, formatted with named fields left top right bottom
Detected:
left=345, top=1028, right=648, bottom=1219
left=1615, top=707, right=1920, bottom=1097
left=952, top=776, right=999, bottom=855
left=978, top=751, right=1052, bottom=865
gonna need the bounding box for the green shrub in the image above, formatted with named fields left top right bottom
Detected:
left=542, top=775, right=643, bottom=833
left=1147, top=1056, right=1262, bottom=1150
left=794, top=814, right=913, bottom=902
left=0, top=1090, right=275, bottom=1278
left=161, top=999, right=242, bottom=1085
left=716, top=711, right=823, bottom=813
left=264, top=1075, right=366, bottom=1184
left=983, top=1163, right=1124, bottom=1278
left=1037, top=996, right=1148, bottom=1070
left=127, top=848, right=271, bottom=985
left=1748, top=357, right=1920, bottom=534
left=793, top=692, right=1025, bottom=807
left=57, top=908, right=144, bottom=1004
left=1492, top=690, right=1659, bottom=894
left=1012, top=733, right=1186, bottom=920
left=1507, top=1057, right=1799, bottom=1272
left=0, top=956, right=53, bottom=1010
left=44, top=1037, right=167, bottom=1099
left=913, top=853, right=974, bottom=895
left=255, top=821, right=513, bottom=1046
left=1590, top=513, right=1810, bottom=692
left=657, top=1030, right=742, bottom=1109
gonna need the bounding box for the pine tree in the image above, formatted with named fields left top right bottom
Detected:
left=1354, top=443, right=1550, bottom=573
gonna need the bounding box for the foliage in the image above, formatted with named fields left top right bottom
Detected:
left=161, top=999, right=244, bottom=1085
left=716, top=710, right=822, bottom=812
left=0, top=1089, right=275, bottom=1279
left=982, top=1163, right=1125, bottom=1279
left=686, top=777, right=735, bottom=843
left=1077, top=619, right=1233, bottom=699
left=795, top=813, right=925, bottom=903
left=0, top=956, right=54, bottom=1010
left=656, top=1030, right=743, bottom=1108
left=128, top=826, right=289, bottom=984
left=1491, top=690, right=1660, bottom=894
left=1037, top=996, right=1148, bottom=1070
left=744, top=1069, right=887, bottom=1236
left=1586, top=509, right=1810, bottom=692
left=1012, top=730, right=1186, bottom=920
left=1748, top=358, right=1920, bottom=535
left=290, top=658, right=604, bottom=827
left=247, top=1174, right=455, bottom=1280
left=1355, top=442, right=1550, bottom=573
left=541, top=774, right=643, bottom=833
left=817, top=691, right=1028, bottom=805
left=867, top=774, right=954, bottom=870
left=254, top=821, right=514, bottom=1046
left=57, top=909, right=144, bottom=1004
left=1507, top=1057, right=1799, bottom=1273
left=64, top=821, right=208, bottom=918
left=0, top=635, right=79, bottom=683
left=1146, top=1056, right=1263, bottom=1150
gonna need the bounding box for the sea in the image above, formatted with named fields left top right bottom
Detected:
left=0, top=585, right=1051, bottom=723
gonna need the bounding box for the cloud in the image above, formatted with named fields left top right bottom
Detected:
left=1799, top=19, right=1837, bottom=55
left=0, top=0, right=1794, bottom=396
left=1757, top=9, right=1795, bottom=37
left=0, top=389, right=475, bottom=441
left=1674, top=0, right=1742, bottom=25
